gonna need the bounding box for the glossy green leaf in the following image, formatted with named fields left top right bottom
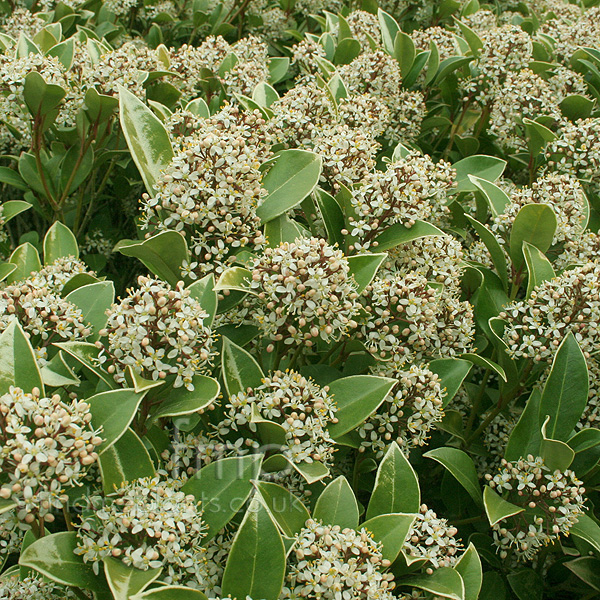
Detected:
left=429, top=357, right=472, bottom=407
left=454, top=543, right=483, bottom=600
left=373, top=220, right=444, bottom=251
left=53, top=341, right=114, bottom=388
left=132, top=587, right=208, bottom=600
left=367, top=442, right=420, bottom=519
left=257, top=150, right=322, bottom=223
left=115, top=231, right=188, bottom=288
left=523, top=241, right=555, bottom=297
left=65, top=281, right=114, bottom=336
left=461, top=353, right=507, bottom=382
left=361, top=513, right=416, bottom=563
left=0, top=321, right=44, bottom=396
left=394, top=30, right=416, bottom=78
left=183, top=454, right=263, bottom=540
left=454, top=155, right=506, bottom=192
left=404, top=567, right=465, bottom=600
left=214, top=266, right=253, bottom=294
left=104, top=558, right=162, bottom=600
left=99, top=428, right=155, bottom=493
left=505, top=388, right=542, bottom=461
left=23, top=71, right=66, bottom=117
left=509, top=203, right=557, bottom=269
left=560, top=94, right=594, bottom=121
left=151, top=375, right=220, bottom=419
left=19, top=532, right=104, bottom=591
left=571, top=514, right=600, bottom=554
left=539, top=332, right=588, bottom=441
left=6, top=242, right=41, bottom=283
left=565, top=557, right=600, bottom=591
left=483, top=486, right=524, bottom=526
left=469, top=175, right=510, bottom=216
left=347, top=253, right=387, bottom=293
left=221, top=497, right=286, bottom=600
left=464, top=215, right=508, bottom=289
left=187, top=274, right=217, bottom=327
left=118, top=85, right=174, bottom=195
left=314, top=476, right=359, bottom=529
left=221, top=336, right=264, bottom=397
left=423, top=447, right=483, bottom=507
left=290, top=457, right=330, bottom=483
left=314, top=188, right=345, bottom=248
left=264, top=213, right=310, bottom=247
left=255, top=481, right=310, bottom=537
left=2, top=200, right=31, bottom=223
left=377, top=9, right=399, bottom=56
left=327, top=375, right=396, bottom=438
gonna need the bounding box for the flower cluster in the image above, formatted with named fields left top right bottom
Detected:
left=219, top=370, right=338, bottom=464
left=0, top=387, right=102, bottom=521
left=348, top=153, right=456, bottom=251
left=98, top=276, right=215, bottom=390
left=141, top=106, right=271, bottom=277
left=404, top=504, right=463, bottom=569
left=236, top=237, right=361, bottom=347
left=0, top=574, right=71, bottom=599
left=76, top=476, right=206, bottom=583
left=360, top=272, right=475, bottom=364
left=501, top=262, right=600, bottom=362
left=486, top=456, right=586, bottom=560
left=0, top=281, right=91, bottom=365
left=282, top=519, right=396, bottom=600
left=358, top=364, right=445, bottom=456
left=24, top=257, right=96, bottom=295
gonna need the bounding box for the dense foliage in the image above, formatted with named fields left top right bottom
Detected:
left=0, top=0, right=600, bottom=599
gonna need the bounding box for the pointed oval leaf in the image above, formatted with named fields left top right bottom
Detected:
left=373, top=220, right=444, bottom=251
left=454, top=543, right=483, bottom=600
left=347, top=253, right=387, bottom=293
left=403, top=567, right=465, bottom=600
left=43, top=221, right=78, bottom=263
left=509, top=204, right=557, bottom=269
left=483, top=486, right=524, bottom=526
left=222, top=336, right=264, bottom=397
left=151, top=375, right=220, bottom=420
left=65, top=281, right=114, bottom=336
left=454, top=155, right=506, bottom=192
left=0, top=321, right=44, bottom=396
left=255, top=481, right=310, bottom=537
left=361, top=513, right=416, bottom=563
left=314, top=476, right=359, bottom=529
left=132, top=587, right=208, bottom=600
left=6, top=242, right=41, bottom=283
left=104, top=558, right=162, bottom=600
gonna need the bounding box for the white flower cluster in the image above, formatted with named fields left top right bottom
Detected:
left=360, top=272, right=475, bottom=364
left=578, top=358, right=600, bottom=431
left=238, top=237, right=361, bottom=347
left=349, top=153, right=456, bottom=251
left=404, top=504, right=463, bottom=569
left=221, top=36, right=270, bottom=97
left=486, top=456, right=586, bottom=560
left=358, top=364, right=445, bottom=456
left=412, top=26, right=459, bottom=62
left=98, top=276, right=215, bottom=390
left=0, top=386, right=102, bottom=521
left=141, top=105, right=271, bottom=277
left=104, top=0, right=139, bottom=16
left=0, top=281, right=91, bottom=365
left=492, top=173, right=588, bottom=244
left=476, top=406, right=523, bottom=475
left=219, top=370, right=338, bottom=464
left=501, top=262, right=600, bottom=362
left=346, top=10, right=381, bottom=50
left=0, top=510, right=28, bottom=557
left=282, top=519, right=395, bottom=600
left=0, top=8, right=46, bottom=40
left=76, top=476, right=206, bottom=583
left=555, top=230, right=600, bottom=271
left=0, top=574, right=71, bottom=600
left=386, top=236, right=465, bottom=289
left=24, top=257, right=95, bottom=295
left=541, top=5, right=600, bottom=61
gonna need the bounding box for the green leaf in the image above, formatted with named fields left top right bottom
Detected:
left=403, top=567, right=465, bottom=600
left=483, top=485, right=524, bottom=526
left=367, top=442, right=420, bottom=519
left=222, top=497, right=286, bottom=600
left=115, top=231, right=188, bottom=287
left=6, top=242, right=41, bottom=283
left=43, top=222, right=78, bottom=263
left=361, top=513, right=416, bottom=563
left=539, top=332, right=588, bottom=441
left=40, top=351, right=79, bottom=388
left=151, top=375, right=220, bottom=419
left=65, top=281, right=114, bottom=336
left=540, top=416, right=575, bottom=471
left=214, top=266, right=253, bottom=294
left=373, top=220, right=444, bottom=251
left=268, top=57, right=290, bottom=84
left=221, top=336, right=264, bottom=397
left=132, top=587, right=208, bottom=600
left=0, top=497, right=17, bottom=515
left=469, top=175, right=510, bottom=216
left=377, top=9, right=399, bottom=55
left=454, top=18, right=483, bottom=54
left=333, top=37, right=361, bottom=65
left=104, top=558, right=162, bottom=600
left=505, top=388, right=542, bottom=461
left=185, top=98, right=210, bottom=118
left=423, top=447, right=483, bottom=508
left=429, top=358, right=472, bottom=407
left=264, top=213, right=310, bottom=247
left=0, top=167, right=28, bottom=191
left=327, top=375, right=397, bottom=438
left=314, top=476, right=359, bottom=529
left=346, top=253, right=387, bottom=293
left=506, top=569, right=543, bottom=600
left=454, top=155, right=506, bottom=192
left=252, top=82, right=280, bottom=107
left=314, top=188, right=345, bottom=248
left=19, top=532, right=104, bottom=591
left=2, top=200, right=31, bottom=222
left=289, top=457, right=330, bottom=483
left=0, top=321, right=44, bottom=396
left=454, top=543, right=483, bottom=600
left=88, top=388, right=146, bottom=454
left=433, top=56, right=473, bottom=85
left=254, top=481, right=310, bottom=537
left=256, top=150, right=323, bottom=223
left=461, top=353, right=507, bottom=382
left=464, top=215, right=508, bottom=289
left=187, top=275, right=217, bottom=327
left=98, top=428, right=155, bottom=493
left=523, top=117, right=557, bottom=155
left=53, top=341, right=113, bottom=388
left=509, top=203, right=557, bottom=269
left=182, top=454, right=263, bottom=540
left=523, top=241, right=555, bottom=297
left=565, top=557, right=600, bottom=591
left=394, top=31, right=416, bottom=78
left=118, top=85, right=174, bottom=195
left=571, top=514, right=600, bottom=554
left=560, top=94, right=594, bottom=121
left=84, top=88, right=119, bottom=123
left=23, top=71, right=66, bottom=117
left=569, top=428, right=600, bottom=476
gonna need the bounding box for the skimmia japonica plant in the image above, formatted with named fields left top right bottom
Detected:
left=0, top=0, right=600, bottom=599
